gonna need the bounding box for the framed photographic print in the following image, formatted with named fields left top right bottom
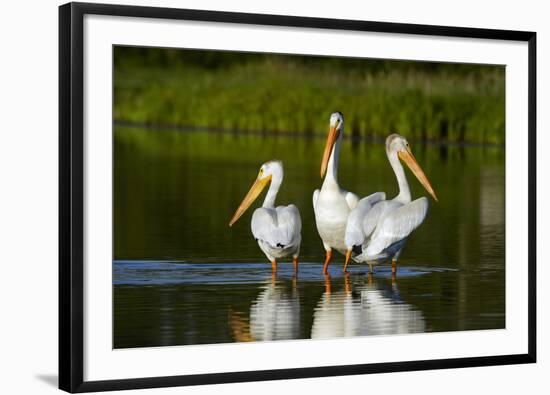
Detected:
left=59, top=2, right=537, bottom=392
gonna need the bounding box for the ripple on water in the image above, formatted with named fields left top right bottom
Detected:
left=113, top=260, right=458, bottom=286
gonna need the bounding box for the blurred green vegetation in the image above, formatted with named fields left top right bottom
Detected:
left=114, top=47, right=505, bottom=144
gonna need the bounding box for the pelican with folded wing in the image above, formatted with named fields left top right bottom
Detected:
left=230, top=160, right=302, bottom=273
left=313, top=112, right=360, bottom=274
left=344, top=134, right=438, bottom=274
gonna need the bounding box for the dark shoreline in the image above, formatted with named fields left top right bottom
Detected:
left=114, top=120, right=506, bottom=149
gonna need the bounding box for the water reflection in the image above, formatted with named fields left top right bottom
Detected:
left=229, top=274, right=301, bottom=342
left=250, top=276, right=301, bottom=341
left=227, top=272, right=427, bottom=344
left=311, top=274, right=425, bottom=339
left=113, top=262, right=504, bottom=348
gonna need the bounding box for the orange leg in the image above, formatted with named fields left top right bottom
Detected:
left=293, top=257, right=299, bottom=274
left=391, top=259, right=397, bottom=275
left=343, top=250, right=352, bottom=273
left=322, top=249, right=332, bottom=275
left=271, top=259, right=277, bottom=273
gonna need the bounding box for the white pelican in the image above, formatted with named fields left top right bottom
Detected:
left=229, top=160, right=302, bottom=273
left=344, top=134, right=438, bottom=274
left=313, top=112, right=359, bottom=274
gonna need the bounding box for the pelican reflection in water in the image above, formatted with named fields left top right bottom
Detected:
left=311, top=274, right=425, bottom=339
left=228, top=275, right=301, bottom=342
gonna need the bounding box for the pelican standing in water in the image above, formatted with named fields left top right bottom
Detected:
left=344, top=134, right=438, bottom=274
left=313, top=112, right=361, bottom=274
left=229, top=160, right=302, bottom=273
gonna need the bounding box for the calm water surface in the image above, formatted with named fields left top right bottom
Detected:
left=113, top=126, right=505, bottom=348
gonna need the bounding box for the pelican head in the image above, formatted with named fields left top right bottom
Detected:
left=386, top=134, right=438, bottom=201
left=320, top=111, right=344, bottom=178
left=229, top=160, right=283, bottom=227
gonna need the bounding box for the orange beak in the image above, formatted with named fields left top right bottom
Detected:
left=229, top=174, right=271, bottom=227
left=398, top=148, right=438, bottom=202
left=320, top=125, right=339, bottom=178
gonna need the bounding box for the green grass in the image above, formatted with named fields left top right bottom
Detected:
left=114, top=48, right=505, bottom=144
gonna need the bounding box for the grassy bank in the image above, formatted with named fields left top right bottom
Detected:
left=114, top=47, right=505, bottom=144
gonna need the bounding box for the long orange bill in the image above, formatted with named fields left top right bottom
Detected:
left=398, top=149, right=438, bottom=201
left=229, top=175, right=271, bottom=227
left=320, top=125, right=339, bottom=178
left=344, top=249, right=352, bottom=273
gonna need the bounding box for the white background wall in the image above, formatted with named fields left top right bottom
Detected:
left=0, top=0, right=546, bottom=394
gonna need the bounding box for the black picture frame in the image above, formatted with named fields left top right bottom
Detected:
left=59, top=2, right=537, bottom=392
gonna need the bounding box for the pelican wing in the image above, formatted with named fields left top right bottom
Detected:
left=344, top=191, right=359, bottom=210
left=251, top=205, right=302, bottom=250
left=345, top=192, right=386, bottom=248
left=312, top=189, right=320, bottom=215
left=365, top=197, right=429, bottom=257
left=361, top=199, right=395, bottom=239
left=275, top=204, right=302, bottom=247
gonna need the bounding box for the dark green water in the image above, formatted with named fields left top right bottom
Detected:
left=113, top=126, right=505, bottom=348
